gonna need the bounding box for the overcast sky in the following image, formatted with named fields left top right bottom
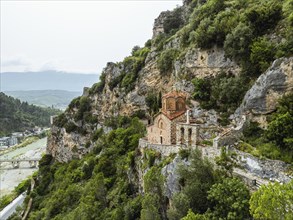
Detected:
left=1, top=0, right=181, bottom=74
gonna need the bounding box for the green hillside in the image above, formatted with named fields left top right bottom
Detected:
left=0, top=92, right=61, bottom=136
left=9, top=0, right=293, bottom=220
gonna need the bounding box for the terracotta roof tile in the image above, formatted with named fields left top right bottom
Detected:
left=162, top=91, right=187, bottom=99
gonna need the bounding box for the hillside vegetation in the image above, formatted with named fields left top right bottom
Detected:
left=13, top=0, right=293, bottom=220
left=0, top=92, right=61, bottom=136
left=14, top=116, right=293, bottom=220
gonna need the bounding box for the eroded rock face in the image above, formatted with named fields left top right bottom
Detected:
left=162, top=156, right=186, bottom=199
left=153, top=11, right=171, bottom=38
left=234, top=57, right=293, bottom=125
left=182, top=47, right=240, bottom=78
left=47, top=0, right=291, bottom=163
left=234, top=148, right=291, bottom=183
left=47, top=125, right=91, bottom=163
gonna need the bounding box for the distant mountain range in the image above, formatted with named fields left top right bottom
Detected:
left=1, top=71, right=99, bottom=109
left=1, top=70, right=98, bottom=92
left=4, top=90, right=81, bottom=110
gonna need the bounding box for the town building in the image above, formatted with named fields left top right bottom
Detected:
left=0, top=136, right=18, bottom=148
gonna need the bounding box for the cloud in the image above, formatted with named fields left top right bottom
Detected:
left=1, top=57, right=29, bottom=67
left=1, top=57, right=60, bottom=72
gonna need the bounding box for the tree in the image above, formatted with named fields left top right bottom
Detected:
left=141, top=194, right=161, bottom=220
left=250, top=37, right=276, bottom=73
left=250, top=180, right=293, bottom=220
left=215, top=147, right=237, bottom=176
left=224, top=22, right=253, bottom=60
left=266, top=112, right=293, bottom=150
left=157, top=49, right=179, bottom=74
left=143, top=167, right=166, bottom=219
left=207, top=178, right=251, bottom=220
left=181, top=209, right=209, bottom=220
left=266, top=93, right=293, bottom=150
left=167, top=149, right=216, bottom=219
left=163, top=7, right=184, bottom=34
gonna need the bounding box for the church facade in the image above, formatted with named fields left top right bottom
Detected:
left=147, top=91, right=198, bottom=147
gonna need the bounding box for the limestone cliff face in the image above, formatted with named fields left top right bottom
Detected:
left=234, top=57, right=293, bottom=127
left=47, top=3, right=241, bottom=162
left=47, top=1, right=292, bottom=163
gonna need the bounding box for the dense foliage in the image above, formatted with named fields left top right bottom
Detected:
left=152, top=0, right=292, bottom=121
left=240, top=93, right=293, bottom=163
left=28, top=117, right=145, bottom=219
left=180, top=0, right=291, bottom=76
left=250, top=179, right=293, bottom=220
left=0, top=92, right=61, bottom=137
left=192, top=73, right=249, bottom=125
left=20, top=1, right=293, bottom=219
left=167, top=149, right=251, bottom=220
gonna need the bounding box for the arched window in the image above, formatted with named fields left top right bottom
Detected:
left=188, top=128, right=192, bottom=145
left=176, top=98, right=185, bottom=111
left=158, top=119, right=164, bottom=129
left=180, top=127, right=185, bottom=144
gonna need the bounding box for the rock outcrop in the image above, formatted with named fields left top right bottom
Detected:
left=47, top=0, right=292, bottom=166
left=234, top=57, right=293, bottom=126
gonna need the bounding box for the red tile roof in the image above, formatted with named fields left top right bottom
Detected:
left=162, top=91, right=187, bottom=99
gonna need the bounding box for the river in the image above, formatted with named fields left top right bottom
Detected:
left=0, top=137, right=47, bottom=197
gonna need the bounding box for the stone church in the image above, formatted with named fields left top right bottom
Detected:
left=147, top=91, right=198, bottom=146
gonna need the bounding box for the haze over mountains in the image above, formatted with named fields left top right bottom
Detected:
left=1, top=70, right=98, bottom=92
left=1, top=71, right=98, bottom=109
left=4, top=90, right=81, bottom=110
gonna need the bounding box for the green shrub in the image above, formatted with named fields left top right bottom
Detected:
left=192, top=77, right=212, bottom=106
left=144, top=39, right=152, bottom=48
left=245, top=1, right=282, bottom=35
left=179, top=149, right=191, bottom=159
left=224, top=22, right=254, bottom=61
left=192, top=74, right=248, bottom=115
left=250, top=37, right=276, bottom=73
left=0, top=194, right=16, bottom=211
left=64, top=121, right=78, bottom=133
left=145, top=92, right=162, bottom=116
left=266, top=93, right=293, bottom=150
left=257, top=143, right=281, bottom=160
left=202, top=140, right=213, bottom=146
left=236, top=142, right=254, bottom=154
left=131, top=110, right=147, bottom=119
left=119, top=47, right=149, bottom=93
left=163, top=7, right=184, bottom=34
left=152, top=33, right=168, bottom=51
left=266, top=112, right=293, bottom=150
left=68, top=97, right=80, bottom=109
left=243, top=121, right=264, bottom=141
left=89, top=73, right=106, bottom=94
left=15, top=178, right=31, bottom=194
left=145, top=149, right=160, bottom=168
left=190, top=17, right=216, bottom=48
left=92, top=128, right=103, bottom=142
left=157, top=48, right=180, bottom=74
left=54, top=113, right=67, bottom=127
left=108, top=73, right=125, bottom=91
left=121, top=72, right=136, bottom=92
left=74, top=96, right=91, bottom=121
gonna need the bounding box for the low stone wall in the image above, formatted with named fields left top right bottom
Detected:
left=139, top=139, right=181, bottom=157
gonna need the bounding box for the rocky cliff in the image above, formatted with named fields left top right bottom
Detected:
left=48, top=0, right=292, bottom=163
left=234, top=57, right=293, bottom=127
left=47, top=2, right=241, bottom=162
